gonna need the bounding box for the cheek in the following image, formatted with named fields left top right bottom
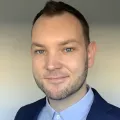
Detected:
left=62, top=53, right=86, bottom=75
left=32, top=57, right=44, bottom=74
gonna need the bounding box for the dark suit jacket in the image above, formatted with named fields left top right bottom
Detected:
left=15, top=88, right=120, bottom=120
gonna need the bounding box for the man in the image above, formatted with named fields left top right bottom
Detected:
left=15, top=1, right=120, bottom=120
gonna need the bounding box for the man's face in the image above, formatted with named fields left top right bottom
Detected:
left=31, top=12, right=95, bottom=100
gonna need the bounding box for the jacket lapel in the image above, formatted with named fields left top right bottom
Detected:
left=33, top=97, right=46, bottom=120
left=87, top=88, right=112, bottom=120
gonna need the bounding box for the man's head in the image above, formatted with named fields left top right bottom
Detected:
left=32, top=0, right=90, bottom=47
left=31, top=0, right=96, bottom=100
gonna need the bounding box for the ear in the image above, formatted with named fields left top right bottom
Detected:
left=87, top=41, right=97, bottom=68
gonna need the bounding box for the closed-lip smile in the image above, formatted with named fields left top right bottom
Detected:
left=44, top=76, right=69, bottom=83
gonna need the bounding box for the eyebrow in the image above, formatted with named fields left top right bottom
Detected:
left=31, top=42, right=45, bottom=48
left=31, top=39, right=80, bottom=48
left=58, top=39, right=80, bottom=46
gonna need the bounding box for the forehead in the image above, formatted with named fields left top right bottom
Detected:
left=32, top=12, right=84, bottom=45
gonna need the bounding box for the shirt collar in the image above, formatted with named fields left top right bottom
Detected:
left=45, top=86, right=94, bottom=120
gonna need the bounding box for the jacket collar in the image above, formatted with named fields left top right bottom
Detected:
left=87, top=88, right=113, bottom=120
left=33, top=97, right=46, bottom=120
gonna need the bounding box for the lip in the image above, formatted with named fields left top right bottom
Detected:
left=45, top=76, right=69, bottom=83
left=45, top=76, right=68, bottom=79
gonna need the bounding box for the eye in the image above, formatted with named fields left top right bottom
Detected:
left=35, top=50, right=45, bottom=54
left=64, top=48, right=74, bottom=52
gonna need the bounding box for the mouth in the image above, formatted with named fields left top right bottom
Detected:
left=44, top=76, right=69, bottom=84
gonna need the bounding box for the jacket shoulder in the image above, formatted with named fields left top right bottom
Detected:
left=107, top=103, right=120, bottom=119
left=90, top=88, right=120, bottom=120
left=14, top=97, right=46, bottom=120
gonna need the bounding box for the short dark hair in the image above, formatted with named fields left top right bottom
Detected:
left=32, top=0, right=90, bottom=46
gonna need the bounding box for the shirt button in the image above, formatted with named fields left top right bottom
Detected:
left=56, top=114, right=60, bottom=119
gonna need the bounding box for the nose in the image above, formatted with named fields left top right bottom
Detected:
left=45, top=52, right=62, bottom=71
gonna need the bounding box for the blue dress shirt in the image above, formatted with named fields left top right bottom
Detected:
left=37, top=87, right=94, bottom=120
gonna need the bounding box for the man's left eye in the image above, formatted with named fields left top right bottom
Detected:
left=64, top=48, right=74, bottom=52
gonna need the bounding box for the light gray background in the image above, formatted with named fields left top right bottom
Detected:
left=0, top=0, right=120, bottom=120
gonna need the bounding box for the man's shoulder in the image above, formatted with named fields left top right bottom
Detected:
left=107, top=103, right=120, bottom=118
left=15, top=97, right=46, bottom=120
left=90, top=88, right=120, bottom=120
left=22, top=97, right=46, bottom=109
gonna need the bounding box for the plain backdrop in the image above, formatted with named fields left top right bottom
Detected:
left=0, top=0, right=120, bottom=120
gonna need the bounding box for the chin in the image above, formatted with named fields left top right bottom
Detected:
left=47, top=94, right=67, bottom=100
left=44, top=88, right=67, bottom=100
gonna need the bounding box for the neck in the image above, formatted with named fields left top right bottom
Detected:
left=48, top=84, right=87, bottom=112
